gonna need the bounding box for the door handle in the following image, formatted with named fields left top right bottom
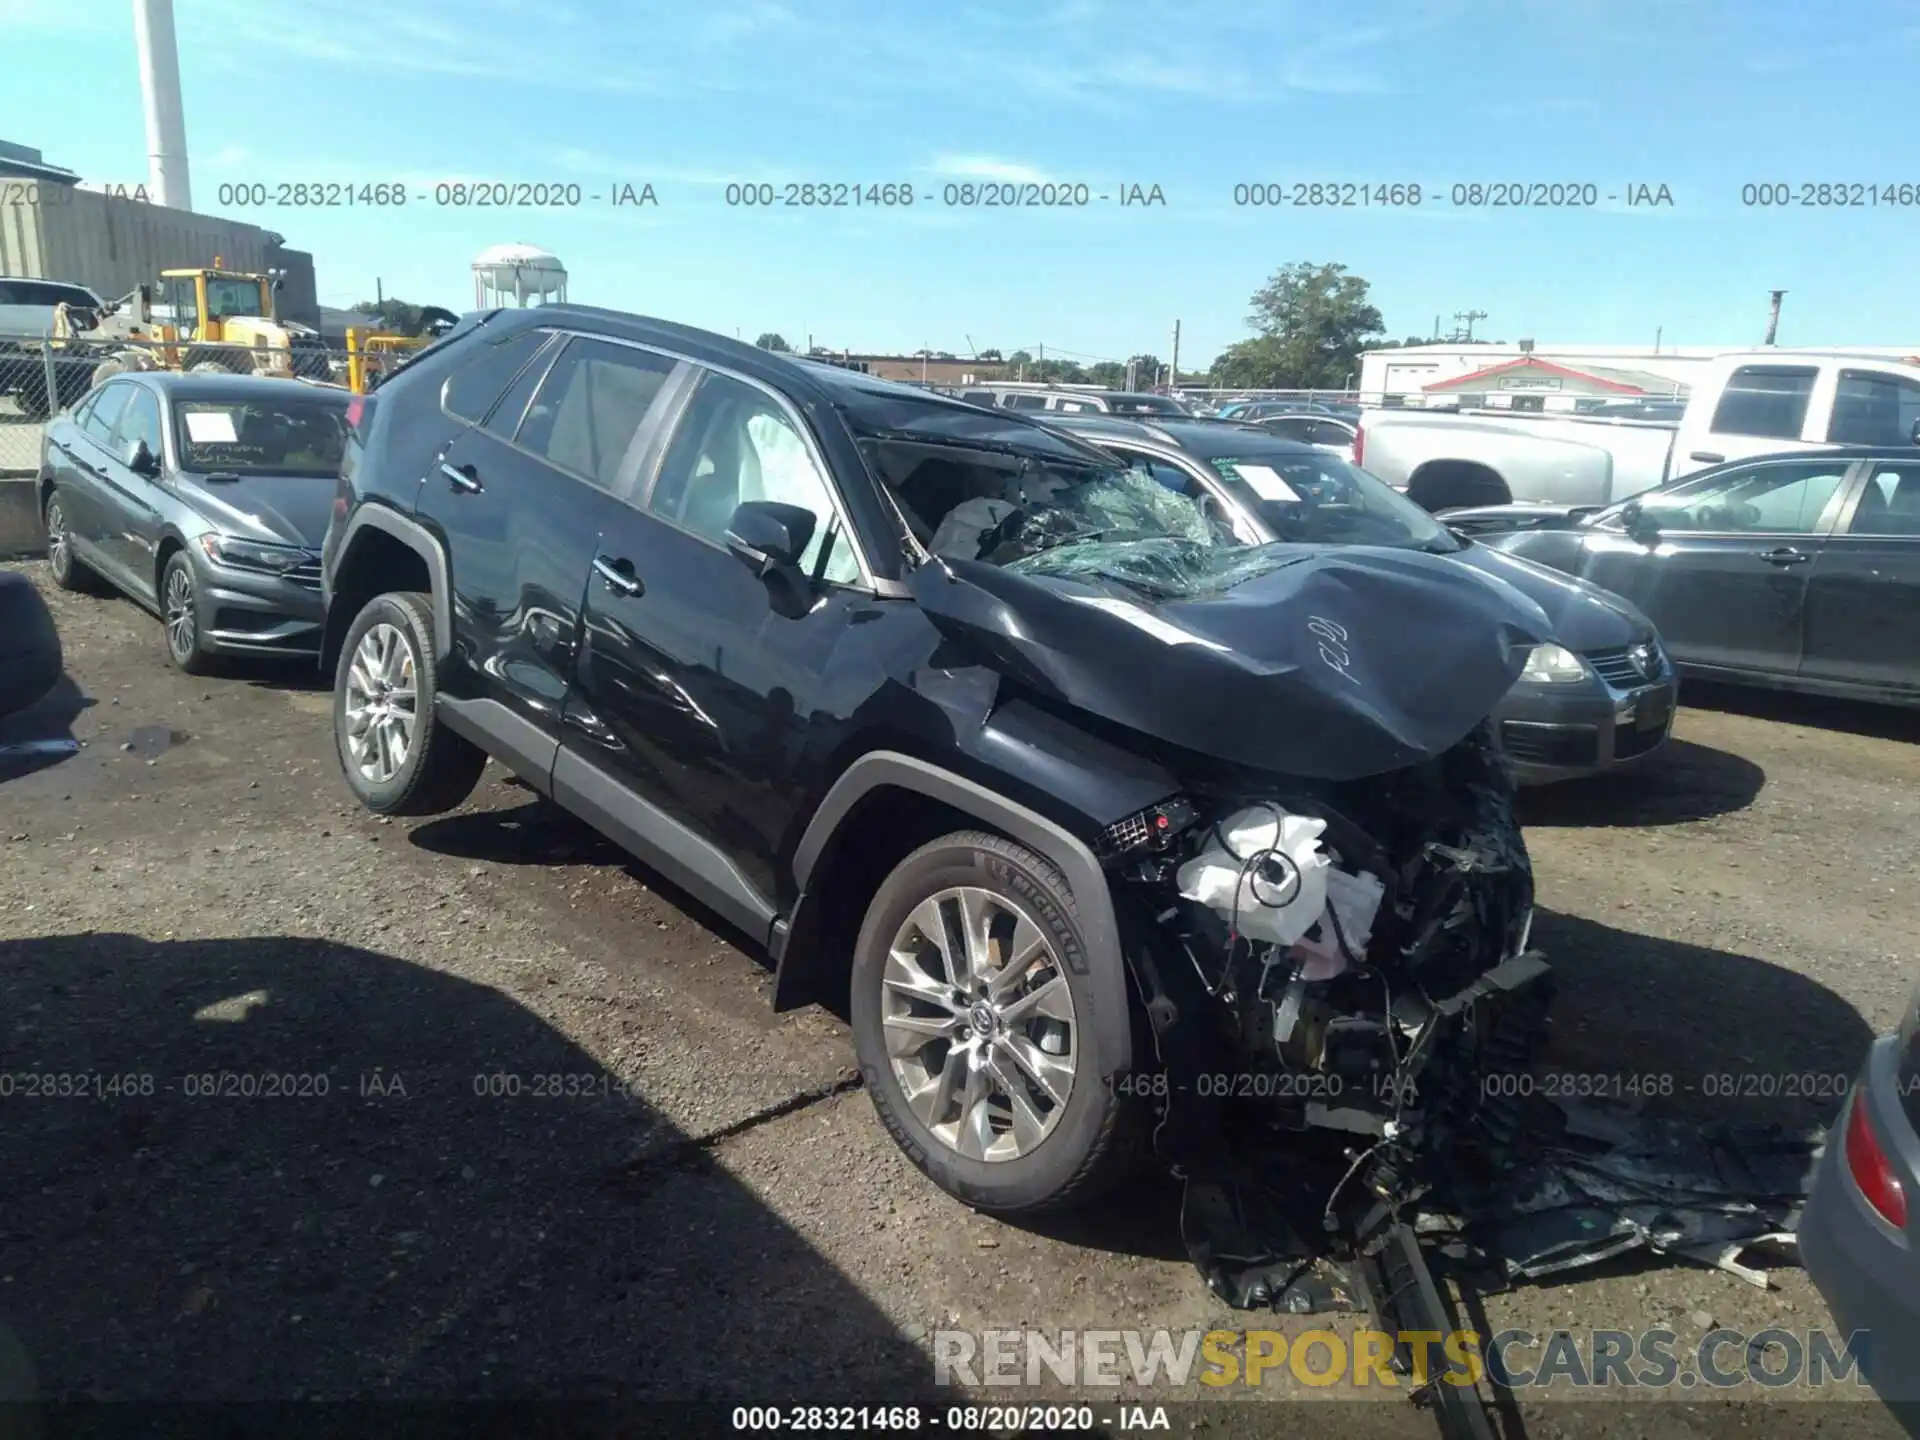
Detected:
left=1688, top=451, right=1724, bottom=464
left=1759, top=546, right=1810, bottom=567
left=592, top=555, right=644, bottom=597
left=440, top=462, right=482, bottom=493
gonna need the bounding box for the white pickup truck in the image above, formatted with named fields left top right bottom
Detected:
left=1355, top=350, right=1920, bottom=511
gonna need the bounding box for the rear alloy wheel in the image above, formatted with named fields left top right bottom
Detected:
left=43, top=490, right=98, bottom=593
left=333, top=591, right=485, bottom=816
left=851, top=831, right=1141, bottom=1213
left=162, top=552, right=215, bottom=674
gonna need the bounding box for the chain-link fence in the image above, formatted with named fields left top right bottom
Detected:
left=0, top=332, right=392, bottom=476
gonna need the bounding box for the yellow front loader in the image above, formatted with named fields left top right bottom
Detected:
left=153, top=261, right=332, bottom=380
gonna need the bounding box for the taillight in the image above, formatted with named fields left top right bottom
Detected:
left=1352, top=423, right=1365, bottom=467
left=1845, top=1091, right=1907, bottom=1227
left=345, top=395, right=372, bottom=432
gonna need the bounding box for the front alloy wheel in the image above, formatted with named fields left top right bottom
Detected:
left=161, top=552, right=212, bottom=673
left=882, top=886, right=1078, bottom=1162
left=342, top=622, right=418, bottom=786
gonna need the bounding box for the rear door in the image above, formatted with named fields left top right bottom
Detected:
left=1672, top=364, right=1821, bottom=476
left=1798, top=459, right=1920, bottom=696
left=561, top=364, right=875, bottom=935
left=1573, top=455, right=1852, bottom=675
left=417, top=327, right=690, bottom=782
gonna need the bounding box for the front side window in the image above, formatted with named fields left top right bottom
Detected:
left=81, top=383, right=133, bottom=443
left=1634, top=459, right=1850, bottom=534
left=648, top=370, right=860, bottom=585
left=1002, top=393, right=1048, bottom=411
left=113, top=388, right=163, bottom=460
left=1708, top=366, right=1816, bottom=440
left=517, top=338, right=678, bottom=492
left=1828, top=370, right=1920, bottom=447
left=174, top=397, right=347, bottom=476
left=1847, top=464, right=1920, bottom=536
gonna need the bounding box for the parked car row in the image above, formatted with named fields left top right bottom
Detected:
left=1356, top=349, right=1920, bottom=511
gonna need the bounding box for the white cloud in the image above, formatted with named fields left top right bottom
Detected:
left=929, top=155, right=1052, bottom=184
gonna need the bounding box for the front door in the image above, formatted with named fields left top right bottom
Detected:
left=52, top=381, right=136, bottom=580
left=418, top=330, right=688, bottom=773
left=1573, top=456, right=1852, bottom=675
left=563, top=364, right=873, bottom=930
left=92, top=384, right=167, bottom=590
left=1799, top=460, right=1920, bottom=696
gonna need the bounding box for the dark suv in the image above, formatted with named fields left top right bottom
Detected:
left=321, top=305, right=1555, bottom=1221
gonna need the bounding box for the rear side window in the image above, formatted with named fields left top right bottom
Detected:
left=1709, top=366, right=1816, bottom=439
left=82, top=383, right=133, bottom=443
left=441, top=327, right=552, bottom=423
left=516, top=337, right=679, bottom=492
left=1828, top=370, right=1920, bottom=446
left=1002, top=393, right=1048, bottom=411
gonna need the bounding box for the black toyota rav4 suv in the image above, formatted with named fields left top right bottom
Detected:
left=320, top=305, right=1555, bottom=1231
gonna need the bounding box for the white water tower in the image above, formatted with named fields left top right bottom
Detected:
left=471, top=243, right=568, bottom=308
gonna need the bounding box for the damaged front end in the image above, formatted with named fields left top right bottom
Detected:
left=1101, top=722, right=1552, bottom=1310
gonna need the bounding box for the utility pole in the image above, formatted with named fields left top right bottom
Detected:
left=1453, top=309, right=1488, bottom=342
left=1654, top=326, right=1662, bottom=354
left=376, top=277, right=383, bottom=306
left=1169, top=318, right=1181, bottom=394
left=1764, top=290, right=1786, bottom=346
left=921, top=348, right=928, bottom=383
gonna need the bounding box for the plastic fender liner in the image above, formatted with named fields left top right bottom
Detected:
left=785, top=751, right=1133, bottom=1077
left=322, top=506, right=453, bottom=663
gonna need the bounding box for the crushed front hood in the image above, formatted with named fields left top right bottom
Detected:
left=908, top=544, right=1552, bottom=781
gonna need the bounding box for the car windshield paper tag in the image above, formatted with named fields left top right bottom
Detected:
left=1232, top=463, right=1301, bottom=503
left=1067, top=594, right=1230, bottom=651
left=185, top=411, right=237, bottom=444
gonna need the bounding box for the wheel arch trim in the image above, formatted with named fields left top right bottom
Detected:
left=327, top=506, right=453, bottom=661
left=792, top=750, right=1132, bottom=1075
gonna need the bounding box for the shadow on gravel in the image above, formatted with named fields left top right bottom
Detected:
left=1683, top=677, right=1920, bottom=746
left=1519, top=738, right=1765, bottom=829
left=0, top=674, right=91, bottom=784
left=0, top=933, right=934, bottom=1407
left=1532, top=909, right=1876, bottom=1129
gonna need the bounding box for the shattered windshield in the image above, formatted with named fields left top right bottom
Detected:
left=1203, top=449, right=1461, bottom=553
left=850, top=398, right=1301, bottom=599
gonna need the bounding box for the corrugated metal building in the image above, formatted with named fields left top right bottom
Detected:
left=0, top=140, right=319, bottom=327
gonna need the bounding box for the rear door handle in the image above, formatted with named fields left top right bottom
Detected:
left=592, top=555, right=644, bottom=597
left=1688, top=451, right=1724, bottom=464
left=1759, top=546, right=1810, bottom=567
left=440, top=462, right=482, bottom=494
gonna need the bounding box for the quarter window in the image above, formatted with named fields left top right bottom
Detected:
left=1828, top=370, right=1920, bottom=447
left=1708, top=366, right=1816, bottom=440
left=517, top=337, right=679, bottom=493
left=647, top=370, right=860, bottom=585
left=442, top=327, right=553, bottom=424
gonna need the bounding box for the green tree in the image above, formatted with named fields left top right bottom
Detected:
left=355, top=298, right=427, bottom=337
left=756, top=332, right=792, bottom=352
left=1206, top=262, right=1389, bottom=389
left=977, top=348, right=1003, bottom=362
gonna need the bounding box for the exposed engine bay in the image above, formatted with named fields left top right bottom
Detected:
left=1098, top=726, right=1817, bottom=1372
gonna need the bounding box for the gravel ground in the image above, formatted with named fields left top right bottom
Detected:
left=1, top=559, right=1915, bottom=1435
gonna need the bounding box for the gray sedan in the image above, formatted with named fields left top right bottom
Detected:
left=38, top=372, right=347, bottom=673
left=1801, top=987, right=1920, bottom=1433
left=1047, top=414, right=1679, bottom=784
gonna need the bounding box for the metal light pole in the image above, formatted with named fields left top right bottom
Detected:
left=1764, top=291, right=1786, bottom=346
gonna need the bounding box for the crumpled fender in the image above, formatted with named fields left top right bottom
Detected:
left=908, top=545, right=1552, bottom=781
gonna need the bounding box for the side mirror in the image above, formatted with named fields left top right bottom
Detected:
left=1909, top=417, right=1920, bottom=447
left=1621, top=500, right=1660, bottom=544
left=724, top=500, right=816, bottom=579
left=124, top=438, right=159, bottom=476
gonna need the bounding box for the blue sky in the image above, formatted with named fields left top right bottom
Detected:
left=7, top=0, right=1920, bottom=367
